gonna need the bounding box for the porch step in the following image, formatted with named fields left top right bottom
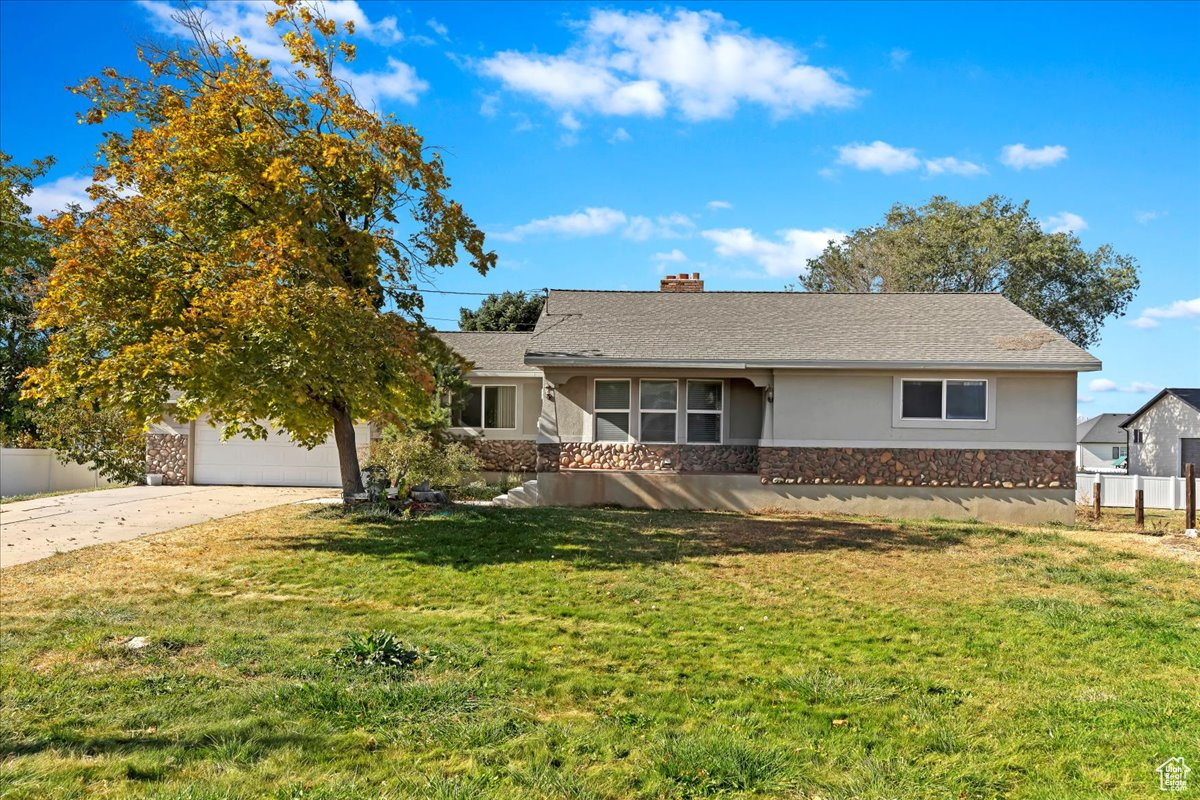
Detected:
left=493, top=479, right=540, bottom=508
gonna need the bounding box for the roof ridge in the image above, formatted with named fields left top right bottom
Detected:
left=545, top=289, right=1007, bottom=296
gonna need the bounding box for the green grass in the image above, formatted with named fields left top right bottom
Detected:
left=1, top=505, right=1197, bottom=799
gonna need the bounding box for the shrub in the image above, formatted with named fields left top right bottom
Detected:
left=334, top=630, right=429, bottom=671
left=31, top=402, right=146, bottom=484
left=364, top=425, right=478, bottom=493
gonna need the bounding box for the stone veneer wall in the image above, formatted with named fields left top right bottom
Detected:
left=146, top=433, right=189, bottom=485
left=539, top=442, right=758, bottom=474
left=464, top=439, right=538, bottom=473
left=758, top=447, right=1074, bottom=489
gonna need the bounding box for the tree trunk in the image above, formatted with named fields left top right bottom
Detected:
left=331, top=401, right=364, bottom=501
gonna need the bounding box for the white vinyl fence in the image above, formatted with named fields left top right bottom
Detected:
left=0, top=448, right=116, bottom=498
left=1075, top=473, right=1197, bottom=510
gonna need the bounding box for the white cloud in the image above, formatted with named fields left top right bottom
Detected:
left=1088, top=377, right=1159, bottom=394
left=654, top=248, right=688, bottom=262
left=426, top=18, right=448, bottom=38
left=889, top=48, right=910, bottom=68
left=1130, top=297, right=1200, bottom=329
left=26, top=173, right=95, bottom=218
left=1077, top=395, right=1094, bottom=404
left=1134, top=210, right=1166, bottom=224
left=1044, top=211, right=1087, bottom=234
left=479, top=8, right=862, bottom=123
left=138, top=1, right=425, bottom=107
left=494, top=208, right=692, bottom=242
left=706, top=200, right=733, bottom=210
left=923, top=156, right=987, bottom=177
left=1000, top=143, right=1068, bottom=170
left=835, top=142, right=985, bottom=177
left=479, top=93, right=500, bottom=118
left=836, top=141, right=920, bottom=174
left=702, top=226, right=845, bottom=277
left=559, top=111, right=583, bottom=131
left=609, top=127, right=631, bottom=143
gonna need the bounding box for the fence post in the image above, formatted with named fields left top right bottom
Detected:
left=1093, top=480, right=1101, bottom=520
left=1187, top=463, right=1196, bottom=532
left=1135, top=489, right=1144, bottom=529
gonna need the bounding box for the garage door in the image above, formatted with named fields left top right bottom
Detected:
left=1182, top=438, right=1200, bottom=477
left=192, top=417, right=371, bottom=487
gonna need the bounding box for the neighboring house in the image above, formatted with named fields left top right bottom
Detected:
left=1119, top=388, right=1200, bottom=478
left=1075, top=413, right=1129, bottom=473
left=443, top=274, right=1099, bottom=523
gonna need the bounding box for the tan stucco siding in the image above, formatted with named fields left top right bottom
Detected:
left=1127, top=394, right=1200, bottom=477
left=768, top=370, right=1076, bottom=449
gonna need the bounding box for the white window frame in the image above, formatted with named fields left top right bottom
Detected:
left=593, top=378, right=633, bottom=443
left=638, top=379, right=679, bottom=444
left=892, top=377, right=995, bottom=430
left=685, top=379, right=724, bottom=445
left=453, top=384, right=518, bottom=431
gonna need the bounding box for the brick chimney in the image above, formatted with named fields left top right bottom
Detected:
left=659, top=272, right=704, bottom=292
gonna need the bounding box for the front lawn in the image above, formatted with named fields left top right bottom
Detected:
left=1, top=506, right=1197, bottom=799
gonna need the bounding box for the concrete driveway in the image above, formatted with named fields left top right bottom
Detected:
left=1, top=485, right=334, bottom=568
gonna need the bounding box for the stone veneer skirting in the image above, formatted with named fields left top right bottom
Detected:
left=758, top=447, right=1075, bottom=489
left=146, top=433, right=188, bottom=485
left=537, top=442, right=759, bottom=474
left=535, top=443, right=1074, bottom=489
left=463, top=439, right=538, bottom=473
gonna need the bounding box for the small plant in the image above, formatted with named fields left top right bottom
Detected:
left=334, top=630, right=429, bottom=671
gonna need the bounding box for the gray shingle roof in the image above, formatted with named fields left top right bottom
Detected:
left=527, top=291, right=1101, bottom=370
left=435, top=332, right=539, bottom=373
left=1077, top=413, right=1130, bottom=444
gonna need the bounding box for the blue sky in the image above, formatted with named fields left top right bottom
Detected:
left=2, top=1, right=1197, bottom=417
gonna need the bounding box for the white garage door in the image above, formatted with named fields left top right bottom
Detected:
left=192, top=417, right=371, bottom=487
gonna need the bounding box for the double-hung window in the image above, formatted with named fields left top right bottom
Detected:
left=594, top=380, right=631, bottom=441
left=639, top=380, right=678, bottom=443
left=901, top=379, right=987, bottom=421
left=1111, top=446, right=1128, bottom=459
left=686, top=380, right=722, bottom=443
left=453, top=385, right=516, bottom=429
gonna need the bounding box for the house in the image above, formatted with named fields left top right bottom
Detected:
left=1075, top=413, right=1129, bottom=473
left=442, top=274, right=1100, bottom=523
left=1119, top=388, right=1200, bottom=477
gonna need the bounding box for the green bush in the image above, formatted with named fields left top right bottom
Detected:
left=363, top=425, right=478, bottom=493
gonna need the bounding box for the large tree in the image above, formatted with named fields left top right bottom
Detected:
left=0, top=152, right=55, bottom=443
left=801, top=195, right=1139, bottom=348
left=25, top=1, right=494, bottom=498
left=458, top=290, right=544, bottom=331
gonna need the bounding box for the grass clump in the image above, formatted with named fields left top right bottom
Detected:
left=333, top=630, right=430, bottom=672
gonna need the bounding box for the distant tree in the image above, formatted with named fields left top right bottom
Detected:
left=459, top=291, right=544, bottom=331
left=32, top=403, right=147, bottom=484
left=801, top=195, right=1139, bottom=348
left=25, top=1, right=494, bottom=499
left=0, top=151, right=55, bottom=444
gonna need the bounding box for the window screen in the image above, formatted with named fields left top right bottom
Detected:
left=902, top=381, right=943, bottom=419
left=455, top=387, right=482, bottom=427
left=483, top=386, right=516, bottom=428
left=595, top=380, right=630, bottom=410
left=686, top=381, right=722, bottom=443
left=639, top=380, right=677, bottom=443
left=595, top=380, right=630, bottom=442
left=945, top=380, right=986, bottom=420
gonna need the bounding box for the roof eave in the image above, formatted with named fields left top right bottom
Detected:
left=524, top=355, right=1101, bottom=372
